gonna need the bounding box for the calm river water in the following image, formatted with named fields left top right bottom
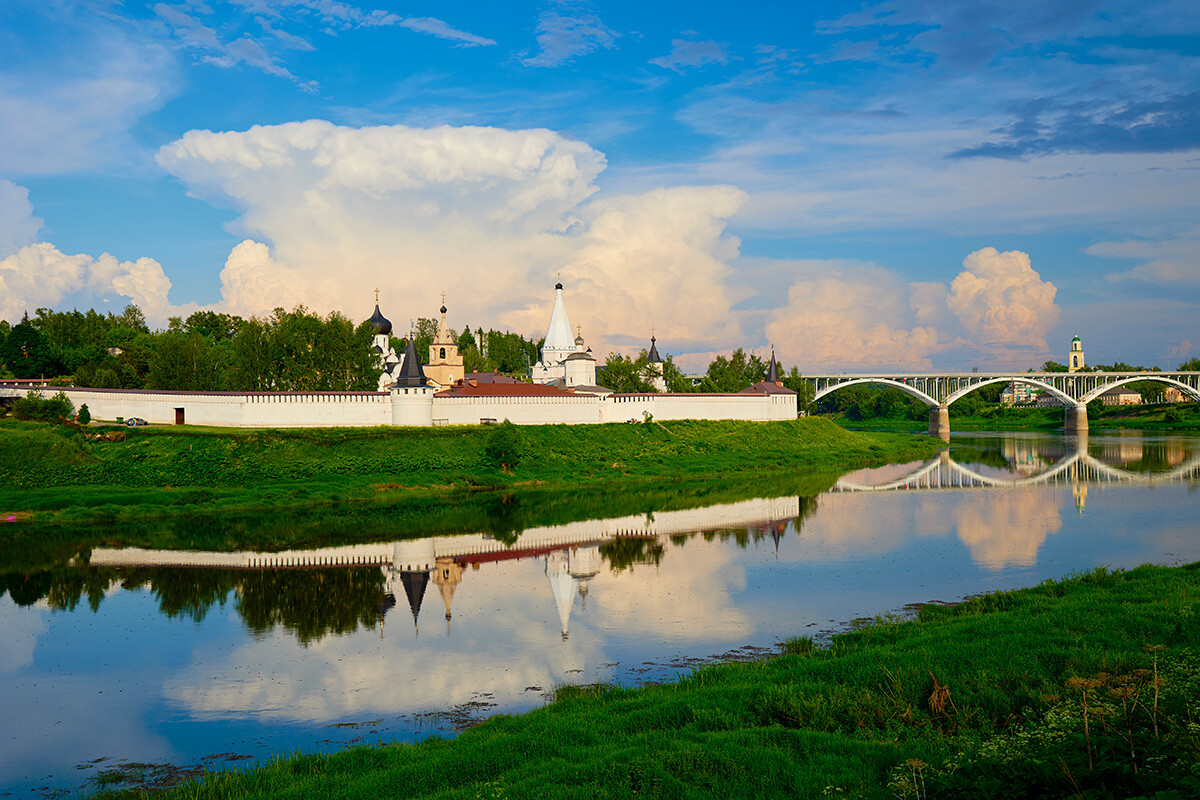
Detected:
left=2, top=430, right=1198, bottom=798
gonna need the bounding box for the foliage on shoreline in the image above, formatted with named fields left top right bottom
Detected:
left=835, top=400, right=1200, bottom=431
left=0, top=417, right=943, bottom=528
left=87, top=563, right=1200, bottom=799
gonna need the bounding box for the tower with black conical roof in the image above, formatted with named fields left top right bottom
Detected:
left=645, top=334, right=667, bottom=392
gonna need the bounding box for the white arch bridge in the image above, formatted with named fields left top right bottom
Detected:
left=801, top=371, right=1200, bottom=435
left=833, top=447, right=1200, bottom=493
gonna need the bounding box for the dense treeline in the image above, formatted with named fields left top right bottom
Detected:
left=0, top=305, right=820, bottom=396
left=0, top=305, right=545, bottom=392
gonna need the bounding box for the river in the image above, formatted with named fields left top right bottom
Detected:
left=1, top=430, right=1198, bottom=798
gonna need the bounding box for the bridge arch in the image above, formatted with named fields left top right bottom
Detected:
left=810, top=378, right=939, bottom=408
left=943, top=376, right=1075, bottom=408
left=1079, top=376, right=1200, bottom=405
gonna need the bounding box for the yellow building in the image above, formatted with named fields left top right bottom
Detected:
left=425, top=301, right=463, bottom=388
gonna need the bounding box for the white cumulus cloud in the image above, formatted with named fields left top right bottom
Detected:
left=0, top=181, right=42, bottom=257
left=947, top=247, right=1059, bottom=354
left=763, top=261, right=946, bottom=371
left=763, top=247, right=1059, bottom=371
left=156, top=121, right=748, bottom=350
left=0, top=243, right=174, bottom=324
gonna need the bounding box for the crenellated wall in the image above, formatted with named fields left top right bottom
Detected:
left=601, top=392, right=796, bottom=423
left=432, top=394, right=599, bottom=426
left=0, top=384, right=796, bottom=427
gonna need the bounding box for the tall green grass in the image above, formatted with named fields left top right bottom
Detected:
left=87, top=563, right=1200, bottom=800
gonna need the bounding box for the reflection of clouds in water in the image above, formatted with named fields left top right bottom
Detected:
left=0, top=597, right=46, bottom=672
left=952, top=489, right=1062, bottom=570
left=782, top=493, right=920, bottom=559
left=166, top=539, right=759, bottom=722
left=166, top=559, right=605, bottom=723
left=597, top=537, right=749, bottom=641
left=838, top=460, right=934, bottom=487
left=777, top=486, right=1065, bottom=571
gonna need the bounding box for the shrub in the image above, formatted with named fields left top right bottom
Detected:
left=484, top=420, right=525, bottom=470
left=13, top=391, right=74, bottom=422
left=77, top=403, right=92, bottom=425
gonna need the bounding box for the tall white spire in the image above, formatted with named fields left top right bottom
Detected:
left=541, top=282, right=575, bottom=362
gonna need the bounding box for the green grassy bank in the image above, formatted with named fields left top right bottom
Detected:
left=0, top=417, right=942, bottom=530
left=835, top=401, right=1200, bottom=432
left=90, top=562, right=1200, bottom=800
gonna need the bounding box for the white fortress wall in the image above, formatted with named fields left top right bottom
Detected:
left=601, top=393, right=796, bottom=423
left=240, top=392, right=391, bottom=428
left=432, top=394, right=600, bottom=426
left=0, top=386, right=394, bottom=428
left=1, top=385, right=797, bottom=427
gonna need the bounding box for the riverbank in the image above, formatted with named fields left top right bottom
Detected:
left=88, top=561, right=1200, bottom=800
left=0, top=417, right=943, bottom=532
left=834, top=401, right=1200, bottom=432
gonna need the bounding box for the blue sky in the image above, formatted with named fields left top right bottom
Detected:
left=1, top=0, right=1198, bottom=371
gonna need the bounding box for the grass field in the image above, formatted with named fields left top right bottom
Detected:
left=87, top=562, right=1200, bottom=800
left=0, top=417, right=943, bottom=530
left=835, top=402, right=1200, bottom=432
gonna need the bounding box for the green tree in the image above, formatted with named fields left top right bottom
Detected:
left=232, top=307, right=376, bottom=392
left=700, top=348, right=767, bottom=392
left=484, top=420, right=526, bottom=471
left=147, top=332, right=229, bottom=390
left=782, top=366, right=815, bottom=411
left=1, top=318, right=59, bottom=378
left=1177, top=357, right=1199, bottom=371
left=599, top=352, right=656, bottom=393
left=77, top=403, right=91, bottom=425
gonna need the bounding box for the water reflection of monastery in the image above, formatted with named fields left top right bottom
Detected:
left=86, top=496, right=802, bottom=639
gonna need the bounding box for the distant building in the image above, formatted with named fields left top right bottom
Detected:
left=1000, top=381, right=1041, bottom=406
left=1099, top=385, right=1141, bottom=405
left=1068, top=335, right=1085, bottom=373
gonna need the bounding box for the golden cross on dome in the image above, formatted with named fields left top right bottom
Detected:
left=374, top=287, right=379, bottom=303
left=441, top=291, right=446, bottom=306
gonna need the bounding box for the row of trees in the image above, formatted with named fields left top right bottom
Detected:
left=0, top=304, right=818, bottom=397
left=0, top=305, right=546, bottom=393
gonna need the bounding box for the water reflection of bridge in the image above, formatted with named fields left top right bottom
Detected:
left=833, top=441, right=1200, bottom=493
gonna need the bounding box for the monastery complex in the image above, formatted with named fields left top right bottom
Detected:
left=1, top=283, right=797, bottom=428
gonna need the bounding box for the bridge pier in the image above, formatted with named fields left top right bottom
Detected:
left=928, top=404, right=950, bottom=440
left=1064, top=404, right=1089, bottom=434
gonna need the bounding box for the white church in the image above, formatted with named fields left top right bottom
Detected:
left=0, top=282, right=797, bottom=428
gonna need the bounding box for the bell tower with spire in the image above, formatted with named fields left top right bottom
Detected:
left=426, top=294, right=463, bottom=388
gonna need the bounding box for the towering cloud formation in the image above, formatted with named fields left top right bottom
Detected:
left=763, top=263, right=944, bottom=371
left=156, top=121, right=747, bottom=348
left=765, top=248, right=1059, bottom=370
left=947, top=247, right=1059, bottom=354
